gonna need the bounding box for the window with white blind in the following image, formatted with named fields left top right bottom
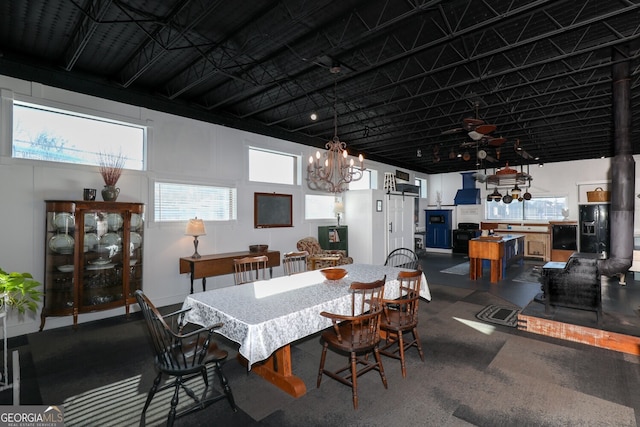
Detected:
left=154, top=182, right=237, bottom=222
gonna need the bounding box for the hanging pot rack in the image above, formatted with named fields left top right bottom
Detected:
left=485, top=162, right=532, bottom=188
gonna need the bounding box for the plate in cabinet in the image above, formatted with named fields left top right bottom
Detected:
left=130, top=213, right=143, bottom=230
left=84, top=214, right=97, bottom=231
left=49, top=234, right=74, bottom=254
left=100, top=232, right=121, bottom=247
left=106, top=213, right=123, bottom=231
left=53, top=213, right=75, bottom=231
left=84, top=232, right=99, bottom=250
left=130, top=232, right=142, bottom=249
left=57, top=265, right=74, bottom=273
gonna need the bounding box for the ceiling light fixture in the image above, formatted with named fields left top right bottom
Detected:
left=307, top=77, right=364, bottom=193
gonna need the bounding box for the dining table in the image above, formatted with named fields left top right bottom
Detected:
left=182, top=263, right=431, bottom=398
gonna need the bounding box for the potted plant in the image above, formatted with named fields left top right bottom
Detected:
left=98, top=151, right=126, bottom=201
left=0, top=269, right=42, bottom=315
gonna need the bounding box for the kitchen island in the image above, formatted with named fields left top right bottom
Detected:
left=469, top=234, right=525, bottom=283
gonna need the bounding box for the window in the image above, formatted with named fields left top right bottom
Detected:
left=154, top=182, right=237, bottom=222
left=305, top=194, right=336, bottom=219
left=249, top=147, right=298, bottom=185
left=486, top=195, right=568, bottom=221
left=414, top=177, right=427, bottom=198
left=12, top=101, right=145, bottom=170
left=349, top=169, right=375, bottom=190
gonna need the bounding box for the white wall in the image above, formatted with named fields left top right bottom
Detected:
left=0, top=74, right=429, bottom=337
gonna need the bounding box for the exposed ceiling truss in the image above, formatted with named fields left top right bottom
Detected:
left=0, top=0, right=639, bottom=174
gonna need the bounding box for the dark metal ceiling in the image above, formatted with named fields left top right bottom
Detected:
left=1, top=0, right=639, bottom=174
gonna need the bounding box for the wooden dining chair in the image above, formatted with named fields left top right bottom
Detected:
left=384, top=247, right=419, bottom=269
left=134, top=290, right=236, bottom=426
left=379, top=269, right=425, bottom=378
left=233, top=255, right=269, bottom=285
left=317, top=277, right=387, bottom=409
left=282, top=251, right=308, bottom=275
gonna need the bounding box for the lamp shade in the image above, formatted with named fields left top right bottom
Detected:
left=185, top=218, right=206, bottom=236
left=334, top=201, right=345, bottom=214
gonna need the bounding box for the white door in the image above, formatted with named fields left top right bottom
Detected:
left=385, top=196, right=415, bottom=255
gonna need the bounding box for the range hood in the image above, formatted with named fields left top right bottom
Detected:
left=454, top=172, right=481, bottom=205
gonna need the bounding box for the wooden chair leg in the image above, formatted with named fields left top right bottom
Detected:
left=373, top=347, right=388, bottom=388
left=350, top=352, right=358, bottom=409
left=397, top=331, right=407, bottom=378
left=317, top=343, right=329, bottom=388
left=413, top=327, right=425, bottom=361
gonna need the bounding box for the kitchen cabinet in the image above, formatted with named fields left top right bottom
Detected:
left=484, top=222, right=550, bottom=261
left=41, top=200, right=144, bottom=330
left=426, top=209, right=452, bottom=249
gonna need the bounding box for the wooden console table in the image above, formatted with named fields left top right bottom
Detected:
left=469, top=234, right=525, bottom=283
left=179, top=250, right=281, bottom=293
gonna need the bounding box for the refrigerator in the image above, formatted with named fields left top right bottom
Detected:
left=579, top=203, right=610, bottom=259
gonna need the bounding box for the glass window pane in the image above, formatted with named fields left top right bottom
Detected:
left=12, top=101, right=145, bottom=170
left=154, top=182, right=237, bottom=222
left=249, top=147, right=296, bottom=185
left=348, top=169, right=371, bottom=190
left=305, top=194, right=335, bottom=219
left=524, top=196, right=567, bottom=220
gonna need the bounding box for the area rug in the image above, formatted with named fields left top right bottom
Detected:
left=511, top=265, right=544, bottom=283
left=476, top=304, right=520, bottom=327
left=62, top=368, right=232, bottom=427
left=440, top=262, right=470, bottom=275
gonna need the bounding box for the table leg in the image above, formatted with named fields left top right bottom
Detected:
left=490, top=260, right=499, bottom=283
left=202, top=277, right=206, bottom=292
left=241, top=344, right=307, bottom=398
left=189, top=265, right=195, bottom=294
left=470, top=258, right=482, bottom=280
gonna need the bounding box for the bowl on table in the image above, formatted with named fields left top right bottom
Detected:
left=320, top=268, right=347, bottom=280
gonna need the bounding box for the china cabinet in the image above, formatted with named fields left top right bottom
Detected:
left=41, top=201, right=144, bottom=330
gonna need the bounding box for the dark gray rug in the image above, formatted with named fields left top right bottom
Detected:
left=476, top=304, right=520, bottom=327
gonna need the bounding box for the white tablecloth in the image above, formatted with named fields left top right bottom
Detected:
left=182, top=264, right=430, bottom=366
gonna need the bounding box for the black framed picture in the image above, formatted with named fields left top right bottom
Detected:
left=254, top=192, right=293, bottom=228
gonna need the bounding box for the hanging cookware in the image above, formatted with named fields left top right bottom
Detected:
left=523, top=190, right=532, bottom=200
left=502, top=194, right=513, bottom=204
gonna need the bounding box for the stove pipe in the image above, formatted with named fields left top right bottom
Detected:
left=598, top=47, right=635, bottom=277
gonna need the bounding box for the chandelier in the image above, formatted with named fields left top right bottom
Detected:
left=307, top=80, right=364, bottom=193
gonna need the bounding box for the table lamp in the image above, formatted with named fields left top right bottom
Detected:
left=185, top=217, right=206, bottom=259
left=334, top=201, right=344, bottom=226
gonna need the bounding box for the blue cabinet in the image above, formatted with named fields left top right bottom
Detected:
left=425, top=209, right=452, bottom=249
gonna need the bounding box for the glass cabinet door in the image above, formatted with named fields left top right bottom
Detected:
left=80, top=210, right=125, bottom=307
left=43, top=202, right=77, bottom=324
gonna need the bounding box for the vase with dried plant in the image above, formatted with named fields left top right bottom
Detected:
left=99, top=151, right=125, bottom=202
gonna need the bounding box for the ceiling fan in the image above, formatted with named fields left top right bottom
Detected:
left=441, top=101, right=498, bottom=141
left=514, top=139, right=534, bottom=159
